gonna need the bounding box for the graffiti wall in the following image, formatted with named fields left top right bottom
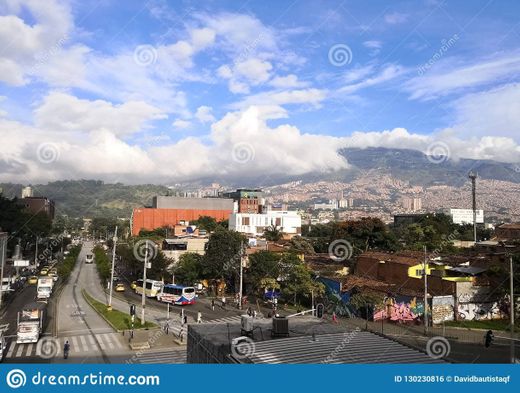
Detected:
left=457, top=301, right=506, bottom=321
left=373, top=297, right=424, bottom=322
left=432, top=295, right=454, bottom=324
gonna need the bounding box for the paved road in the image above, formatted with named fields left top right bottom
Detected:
left=55, top=241, right=128, bottom=363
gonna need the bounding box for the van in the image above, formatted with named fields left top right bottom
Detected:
left=85, top=254, right=94, bottom=264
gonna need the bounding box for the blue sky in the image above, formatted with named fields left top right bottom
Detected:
left=1, top=0, right=519, bottom=184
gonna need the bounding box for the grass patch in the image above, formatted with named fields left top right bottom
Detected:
left=82, top=289, right=156, bottom=330
left=444, top=319, right=520, bottom=332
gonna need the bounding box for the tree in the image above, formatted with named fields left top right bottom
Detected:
left=264, top=224, right=282, bottom=241
left=191, top=216, right=218, bottom=232
left=174, top=253, right=204, bottom=285
left=288, top=236, right=315, bottom=255
left=247, top=251, right=281, bottom=293
left=203, top=227, right=247, bottom=283
left=281, top=257, right=324, bottom=306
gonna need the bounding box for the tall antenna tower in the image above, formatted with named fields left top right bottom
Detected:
left=468, top=171, right=477, bottom=244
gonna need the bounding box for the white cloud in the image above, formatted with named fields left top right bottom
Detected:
left=339, top=64, right=406, bottom=94
left=363, top=40, right=382, bottom=56
left=447, top=83, right=520, bottom=140
left=405, top=53, right=520, bottom=100
left=195, top=106, right=215, bottom=123
left=269, top=74, right=308, bottom=88
left=172, top=119, right=191, bottom=129
left=219, top=58, right=273, bottom=93
left=384, top=12, right=409, bottom=24
left=231, top=88, right=328, bottom=109
left=34, top=92, right=166, bottom=136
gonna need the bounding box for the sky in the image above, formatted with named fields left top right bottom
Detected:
left=1, top=0, right=520, bottom=185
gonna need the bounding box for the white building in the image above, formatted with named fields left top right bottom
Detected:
left=450, top=209, right=484, bottom=225
left=229, top=211, right=302, bottom=237
left=21, top=186, right=33, bottom=198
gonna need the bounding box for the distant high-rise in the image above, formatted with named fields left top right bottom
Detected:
left=21, top=186, right=33, bottom=198
left=402, top=196, right=422, bottom=212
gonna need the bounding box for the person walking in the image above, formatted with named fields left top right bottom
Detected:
left=221, top=296, right=226, bottom=309
left=183, top=315, right=188, bottom=325
left=211, top=298, right=215, bottom=311
left=197, top=311, right=202, bottom=323
left=332, top=312, right=338, bottom=323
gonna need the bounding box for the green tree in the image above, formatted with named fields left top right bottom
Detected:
left=203, top=227, right=247, bottom=283
left=288, top=236, right=315, bottom=255
left=174, top=253, right=204, bottom=285
left=264, top=224, right=283, bottom=241
left=247, top=251, right=281, bottom=293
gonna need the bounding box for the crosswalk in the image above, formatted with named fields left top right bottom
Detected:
left=2, top=332, right=125, bottom=360
left=133, top=348, right=187, bottom=364
left=203, top=315, right=264, bottom=324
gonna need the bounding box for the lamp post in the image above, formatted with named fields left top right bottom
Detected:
left=509, top=254, right=515, bottom=364
left=107, top=226, right=118, bottom=311
left=424, top=245, right=429, bottom=335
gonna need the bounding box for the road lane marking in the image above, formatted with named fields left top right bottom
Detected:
left=96, top=334, right=107, bottom=350
left=80, top=335, right=89, bottom=352
left=26, top=343, right=33, bottom=356
left=72, top=336, right=79, bottom=351
left=6, top=342, right=15, bottom=358
left=88, top=334, right=97, bottom=349
left=102, top=334, right=115, bottom=350
left=15, top=344, right=24, bottom=357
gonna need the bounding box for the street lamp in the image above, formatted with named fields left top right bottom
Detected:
left=107, top=226, right=118, bottom=311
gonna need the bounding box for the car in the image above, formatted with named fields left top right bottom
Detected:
left=115, top=283, right=125, bottom=292
left=48, top=273, right=58, bottom=282
left=49, top=268, right=57, bottom=275
left=40, top=268, right=48, bottom=276
left=27, top=276, right=38, bottom=285
left=130, top=281, right=137, bottom=290
left=85, top=254, right=94, bottom=264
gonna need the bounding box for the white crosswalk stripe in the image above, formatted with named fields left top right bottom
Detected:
left=203, top=315, right=263, bottom=324
left=134, top=349, right=187, bottom=364
left=3, top=333, right=126, bottom=359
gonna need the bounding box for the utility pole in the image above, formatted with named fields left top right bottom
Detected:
left=34, top=235, right=39, bottom=269
left=238, top=245, right=245, bottom=310
left=0, top=233, right=7, bottom=310
left=141, top=244, right=149, bottom=325
left=424, top=245, right=429, bottom=335
left=107, top=226, right=118, bottom=311
left=469, top=171, right=478, bottom=244
left=510, top=254, right=515, bottom=364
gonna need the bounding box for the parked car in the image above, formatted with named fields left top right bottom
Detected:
left=115, top=283, right=125, bottom=292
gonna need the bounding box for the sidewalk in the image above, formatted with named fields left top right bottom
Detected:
left=338, top=316, right=520, bottom=344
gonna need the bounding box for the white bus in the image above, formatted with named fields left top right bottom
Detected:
left=135, top=279, right=164, bottom=298
left=157, top=285, right=196, bottom=305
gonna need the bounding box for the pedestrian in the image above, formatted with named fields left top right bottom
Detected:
left=183, top=315, right=188, bottom=325
left=332, top=312, right=338, bottom=323
left=197, top=311, right=202, bottom=323
left=211, top=298, right=215, bottom=311
left=247, top=307, right=252, bottom=316
left=221, top=296, right=226, bottom=309
left=252, top=310, right=257, bottom=318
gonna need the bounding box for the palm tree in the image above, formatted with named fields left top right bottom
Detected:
left=264, top=224, right=283, bottom=241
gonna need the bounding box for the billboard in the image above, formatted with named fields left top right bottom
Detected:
left=450, top=208, right=484, bottom=224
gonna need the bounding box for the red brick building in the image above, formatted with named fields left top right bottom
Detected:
left=131, top=208, right=232, bottom=236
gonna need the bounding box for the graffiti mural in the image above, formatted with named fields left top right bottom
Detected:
left=457, top=302, right=506, bottom=321
left=373, top=297, right=424, bottom=323
left=432, top=295, right=454, bottom=324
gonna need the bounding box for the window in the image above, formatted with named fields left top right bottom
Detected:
left=242, top=217, right=250, bottom=225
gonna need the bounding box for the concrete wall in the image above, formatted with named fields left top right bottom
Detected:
left=153, top=196, right=234, bottom=211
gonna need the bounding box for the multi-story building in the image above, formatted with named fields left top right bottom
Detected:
left=221, top=189, right=264, bottom=214
left=161, top=236, right=209, bottom=264
left=314, top=199, right=338, bottom=210
left=229, top=210, right=301, bottom=238
left=21, top=186, right=33, bottom=198
left=131, top=195, right=234, bottom=236
left=495, top=223, right=520, bottom=240
left=401, top=197, right=422, bottom=212
left=17, top=196, right=55, bottom=220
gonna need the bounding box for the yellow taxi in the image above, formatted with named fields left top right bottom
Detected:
left=28, top=276, right=38, bottom=285
left=130, top=281, right=137, bottom=290
left=40, top=268, right=48, bottom=276
left=115, top=283, right=125, bottom=292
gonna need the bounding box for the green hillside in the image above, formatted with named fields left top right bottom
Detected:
left=0, top=180, right=171, bottom=219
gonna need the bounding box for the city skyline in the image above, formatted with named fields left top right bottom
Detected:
left=1, top=0, right=520, bottom=185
